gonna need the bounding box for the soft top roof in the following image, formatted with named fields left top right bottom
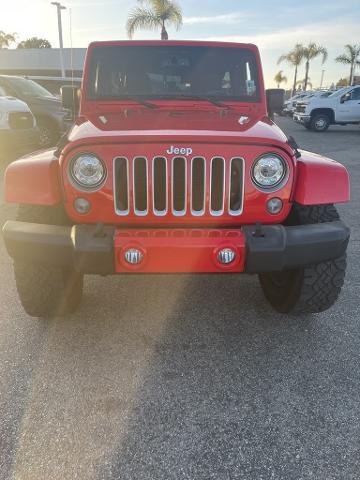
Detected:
left=87, top=40, right=259, bottom=51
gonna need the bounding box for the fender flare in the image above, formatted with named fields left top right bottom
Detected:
left=293, top=150, right=350, bottom=205
left=5, top=149, right=62, bottom=205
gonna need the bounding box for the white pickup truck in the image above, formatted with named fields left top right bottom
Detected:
left=294, top=86, right=360, bottom=131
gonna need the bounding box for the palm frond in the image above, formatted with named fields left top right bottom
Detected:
left=335, top=54, right=351, bottom=65
left=277, top=53, right=288, bottom=65
left=126, top=7, right=161, bottom=38
left=318, top=46, right=328, bottom=64
left=151, top=0, right=182, bottom=26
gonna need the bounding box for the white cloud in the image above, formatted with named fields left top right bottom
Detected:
left=184, top=12, right=251, bottom=26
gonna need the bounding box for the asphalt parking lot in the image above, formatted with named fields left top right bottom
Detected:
left=0, top=117, right=359, bottom=480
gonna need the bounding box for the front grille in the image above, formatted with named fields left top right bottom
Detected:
left=114, top=156, right=244, bottom=218
left=8, top=112, right=34, bottom=130
left=296, top=104, right=306, bottom=113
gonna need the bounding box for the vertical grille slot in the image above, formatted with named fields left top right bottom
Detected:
left=153, top=157, right=167, bottom=215
left=210, top=157, right=225, bottom=215
left=133, top=157, right=148, bottom=215
left=191, top=157, right=205, bottom=215
left=172, top=157, right=186, bottom=215
left=229, top=158, right=244, bottom=215
left=114, top=157, right=129, bottom=214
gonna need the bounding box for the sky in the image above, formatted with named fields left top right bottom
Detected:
left=2, top=0, right=360, bottom=88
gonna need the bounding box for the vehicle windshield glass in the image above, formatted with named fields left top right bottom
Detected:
left=87, top=45, right=260, bottom=102
left=328, top=88, right=347, bottom=98
left=7, top=77, right=54, bottom=98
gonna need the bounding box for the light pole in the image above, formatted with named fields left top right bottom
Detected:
left=51, top=2, right=66, bottom=78
left=320, top=69, right=325, bottom=89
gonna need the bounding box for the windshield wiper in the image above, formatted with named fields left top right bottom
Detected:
left=119, top=97, right=160, bottom=109
left=175, top=95, right=233, bottom=110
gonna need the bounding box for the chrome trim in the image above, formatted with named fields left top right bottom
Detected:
left=152, top=156, right=168, bottom=216
left=250, top=152, right=290, bottom=193
left=190, top=157, right=206, bottom=216
left=228, top=157, right=245, bottom=216
left=68, top=152, right=107, bottom=192
left=113, top=156, right=130, bottom=216
left=133, top=156, right=148, bottom=216
left=171, top=157, right=187, bottom=216
left=209, top=157, right=225, bottom=216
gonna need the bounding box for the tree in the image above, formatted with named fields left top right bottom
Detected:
left=0, top=31, right=17, bottom=49
left=278, top=44, right=304, bottom=96
left=297, top=78, right=313, bottom=90
left=274, top=70, right=287, bottom=88
left=127, top=0, right=182, bottom=40
left=302, top=42, right=327, bottom=91
left=17, top=37, right=51, bottom=49
left=336, top=78, right=349, bottom=87
left=335, top=44, right=360, bottom=86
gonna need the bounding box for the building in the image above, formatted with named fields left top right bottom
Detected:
left=0, top=48, right=86, bottom=78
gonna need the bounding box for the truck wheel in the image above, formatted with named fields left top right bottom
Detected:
left=13, top=204, right=83, bottom=318
left=258, top=204, right=347, bottom=314
left=310, top=114, right=330, bottom=132
left=38, top=123, right=58, bottom=148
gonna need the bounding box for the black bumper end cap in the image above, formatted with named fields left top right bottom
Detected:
left=243, top=221, right=350, bottom=273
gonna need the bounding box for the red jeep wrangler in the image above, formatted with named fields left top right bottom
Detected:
left=2, top=41, right=350, bottom=318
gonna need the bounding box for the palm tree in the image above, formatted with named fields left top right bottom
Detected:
left=302, top=42, right=328, bottom=91
left=274, top=70, right=287, bottom=88
left=297, top=78, right=313, bottom=90
left=0, top=31, right=17, bottom=49
left=335, top=44, right=360, bottom=86
left=127, top=0, right=182, bottom=40
left=278, top=44, right=304, bottom=96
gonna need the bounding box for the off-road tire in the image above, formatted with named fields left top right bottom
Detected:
left=259, top=204, right=347, bottom=314
left=310, top=114, right=330, bottom=132
left=13, top=204, right=83, bottom=318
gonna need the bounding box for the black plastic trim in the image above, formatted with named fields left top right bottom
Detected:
left=243, top=221, right=350, bottom=273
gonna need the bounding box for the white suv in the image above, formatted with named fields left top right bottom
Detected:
left=0, top=94, right=39, bottom=160
left=294, top=86, right=360, bottom=131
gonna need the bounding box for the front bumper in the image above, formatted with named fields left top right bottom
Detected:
left=2, top=221, right=350, bottom=274
left=293, top=113, right=311, bottom=124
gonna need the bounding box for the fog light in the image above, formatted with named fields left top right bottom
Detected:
left=124, top=248, right=144, bottom=265
left=74, top=197, right=91, bottom=214
left=217, top=248, right=236, bottom=265
left=267, top=197, right=283, bottom=215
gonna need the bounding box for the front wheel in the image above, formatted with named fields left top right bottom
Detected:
left=14, top=263, right=83, bottom=317
left=13, top=204, right=84, bottom=318
left=259, top=256, right=346, bottom=314
left=310, top=114, right=330, bottom=132
left=38, top=123, right=58, bottom=148
left=259, top=204, right=347, bottom=314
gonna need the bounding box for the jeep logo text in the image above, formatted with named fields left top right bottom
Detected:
left=166, top=146, right=193, bottom=156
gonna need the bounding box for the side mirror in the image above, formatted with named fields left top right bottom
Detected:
left=266, top=89, right=285, bottom=120
left=340, top=92, right=351, bottom=104
left=61, top=85, right=80, bottom=117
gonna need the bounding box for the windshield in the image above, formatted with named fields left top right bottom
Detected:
left=7, top=77, right=54, bottom=98
left=87, top=45, right=260, bottom=102
left=328, top=87, right=348, bottom=98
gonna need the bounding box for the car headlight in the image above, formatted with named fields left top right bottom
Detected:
left=251, top=154, right=287, bottom=190
left=69, top=153, right=107, bottom=190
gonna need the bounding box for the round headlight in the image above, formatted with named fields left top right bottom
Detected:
left=252, top=154, right=287, bottom=189
left=70, top=154, right=106, bottom=190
